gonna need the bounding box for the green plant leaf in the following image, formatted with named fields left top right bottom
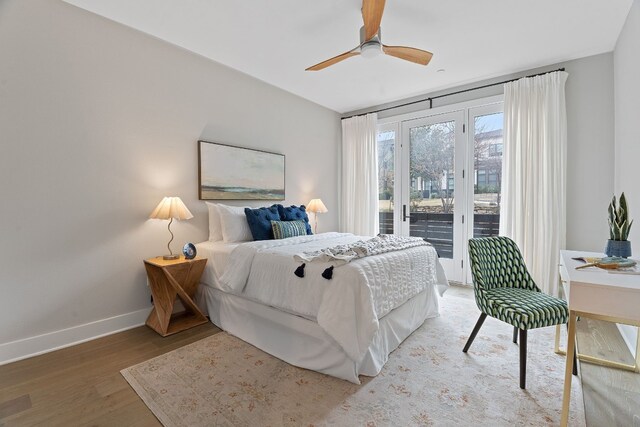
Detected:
left=618, top=205, right=627, bottom=226
left=608, top=220, right=615, bottom=240
left=620, top=192, right=628, bottom=215
left=615, top=220, right=623, bottom=240
left=620, top=220, right=629, bottom=241
left=608, top=201, right=615, bottom=222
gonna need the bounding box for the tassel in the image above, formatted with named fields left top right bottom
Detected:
left=294, top=263, right=306, bottom=278
left=322, top=266, right=334, bottom=280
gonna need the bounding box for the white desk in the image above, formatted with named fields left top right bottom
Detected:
left=559, top=250, right=640, bottom=427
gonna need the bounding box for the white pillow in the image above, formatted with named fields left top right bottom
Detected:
left=206, top=202, right=223, bottom=241
left=217, top=203, right=253, bottom=243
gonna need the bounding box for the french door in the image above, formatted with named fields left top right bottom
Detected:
left=400, top=111, right=465, bottom=282
left=377, top=100, right=504, bottom=284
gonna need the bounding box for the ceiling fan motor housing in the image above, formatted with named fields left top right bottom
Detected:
left=359, top=26, right=382, bottom=58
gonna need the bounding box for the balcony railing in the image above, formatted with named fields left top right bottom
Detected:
left=379, top=212, right=500, bottom=258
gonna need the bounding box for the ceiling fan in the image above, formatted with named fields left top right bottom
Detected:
left=305, top=0, right=433, bottom=71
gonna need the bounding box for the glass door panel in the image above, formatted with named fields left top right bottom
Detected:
left=472, top=110, right=503, bottom=238
left=408, top=120, right=456, bottom=257
left=462, top=104, right=504, bottom=284
left=402, top=111, right=465, bottom=282
left=377, top=126, right=397, bottom=234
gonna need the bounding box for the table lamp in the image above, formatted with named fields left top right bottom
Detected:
left=306, top=198, right=328, bottom=234
left=149, top=196, right=193, bottom=260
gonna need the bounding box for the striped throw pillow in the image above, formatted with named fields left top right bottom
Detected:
left=271, top=220, right=308, bottom=239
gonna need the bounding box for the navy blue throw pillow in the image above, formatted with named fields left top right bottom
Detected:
left=275, top=204, right=312, bottom=235
left=244, top=206, right=281, bottom=240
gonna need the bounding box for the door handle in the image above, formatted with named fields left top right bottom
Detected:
left=402, top=204, right=411, bottom=221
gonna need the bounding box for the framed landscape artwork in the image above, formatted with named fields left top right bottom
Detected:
left=198, top=141, right=285, bottom=200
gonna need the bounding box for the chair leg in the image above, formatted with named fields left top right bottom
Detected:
left=463, top=313, right=487, bottom=353
left=513, top=326, right=518, bottom=344
left=519, top=329, right=527, bottom=389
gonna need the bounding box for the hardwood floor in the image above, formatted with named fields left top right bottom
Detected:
left=1, top=286, right=638, bottom=426
left=0, top=323, right=220, bottom=426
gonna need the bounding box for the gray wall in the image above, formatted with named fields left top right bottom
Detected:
left=0, top=0, right=340, bottom=358
left=345, top=53, right=616, bottom=252
left=614, top=0, right=640, bottom=358
left=615, top=0, right=640, bottom=251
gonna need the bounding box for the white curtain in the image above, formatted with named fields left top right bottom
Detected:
left=340, top=113, right=379, bottom=236
left=500, top=71, right=568, bottom=296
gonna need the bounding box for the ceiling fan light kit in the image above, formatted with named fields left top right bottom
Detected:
left=306, top=0, right=433, bottom=71
left=360, top=41, right=382, bottom=59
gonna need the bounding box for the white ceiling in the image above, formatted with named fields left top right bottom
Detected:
left=63, top=0, right=632, bottom=113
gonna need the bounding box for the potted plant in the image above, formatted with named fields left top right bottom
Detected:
left=605, top=192, right=633, bottom=258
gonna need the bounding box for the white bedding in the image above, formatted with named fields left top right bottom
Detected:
left=198, top=285, right=440, bottom=383
left=210, top=232, right=448, bottom=362
left=194, top=240, right=239, bottom=290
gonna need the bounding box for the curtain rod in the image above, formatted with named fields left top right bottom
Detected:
left=342, top=67, right=566, bottom=120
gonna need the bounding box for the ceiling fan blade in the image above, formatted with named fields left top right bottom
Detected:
left=362, top=0, right=386, bottom=40
left=305, top=50, right=359, bottom=71
left=382, top=45, right=433, bottom=66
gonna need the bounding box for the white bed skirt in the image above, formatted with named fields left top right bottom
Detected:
left=195, top=284, right=440, bottom=384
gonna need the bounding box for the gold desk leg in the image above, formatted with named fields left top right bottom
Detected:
left=561, top=311, right=577, bottom=427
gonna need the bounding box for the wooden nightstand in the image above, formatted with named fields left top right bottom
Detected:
left=143, top=256, right=208, bottom=336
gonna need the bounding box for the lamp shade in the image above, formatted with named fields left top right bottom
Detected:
left=149, top=197, right=194, bottom=220
left=306, top=199, right=328, bottom=214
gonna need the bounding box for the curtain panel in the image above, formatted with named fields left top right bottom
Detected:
left=340, top=113, right=379, bottom=236
left=500, top=71, right=568, bottom=296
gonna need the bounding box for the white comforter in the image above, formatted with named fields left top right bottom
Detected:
left=219, top=232, right=448, bottom=362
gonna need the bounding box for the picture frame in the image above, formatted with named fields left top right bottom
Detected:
left=198, top=140, right=285, bottom=200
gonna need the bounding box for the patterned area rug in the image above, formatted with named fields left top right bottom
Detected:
left=122, top=294, right=585, bottom=426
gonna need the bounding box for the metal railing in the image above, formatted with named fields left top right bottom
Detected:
left=379, top=211, right=500, bottom=258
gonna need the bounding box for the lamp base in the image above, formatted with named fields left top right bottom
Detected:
left=162, top=254, right=180, bottom=260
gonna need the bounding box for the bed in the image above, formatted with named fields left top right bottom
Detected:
left=194, top=232, right=448, bottom=384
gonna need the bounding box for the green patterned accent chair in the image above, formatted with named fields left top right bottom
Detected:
left=463, top=236, right=573, bottom=389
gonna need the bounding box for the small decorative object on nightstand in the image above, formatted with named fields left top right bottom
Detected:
left=149, top=196, right=194, bottom=260
left=307, top=198, right=328, bottom=234
left=144, top=256, right=208, bottom=336
left=183, top=242, right=197, bottom=260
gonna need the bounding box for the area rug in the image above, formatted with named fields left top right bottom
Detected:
left=121, top=294, right=585, bottom=426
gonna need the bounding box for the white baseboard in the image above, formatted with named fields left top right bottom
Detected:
left=0, top=308, right=151, bottom=365
left=617, top=323, right=638, bottom=358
